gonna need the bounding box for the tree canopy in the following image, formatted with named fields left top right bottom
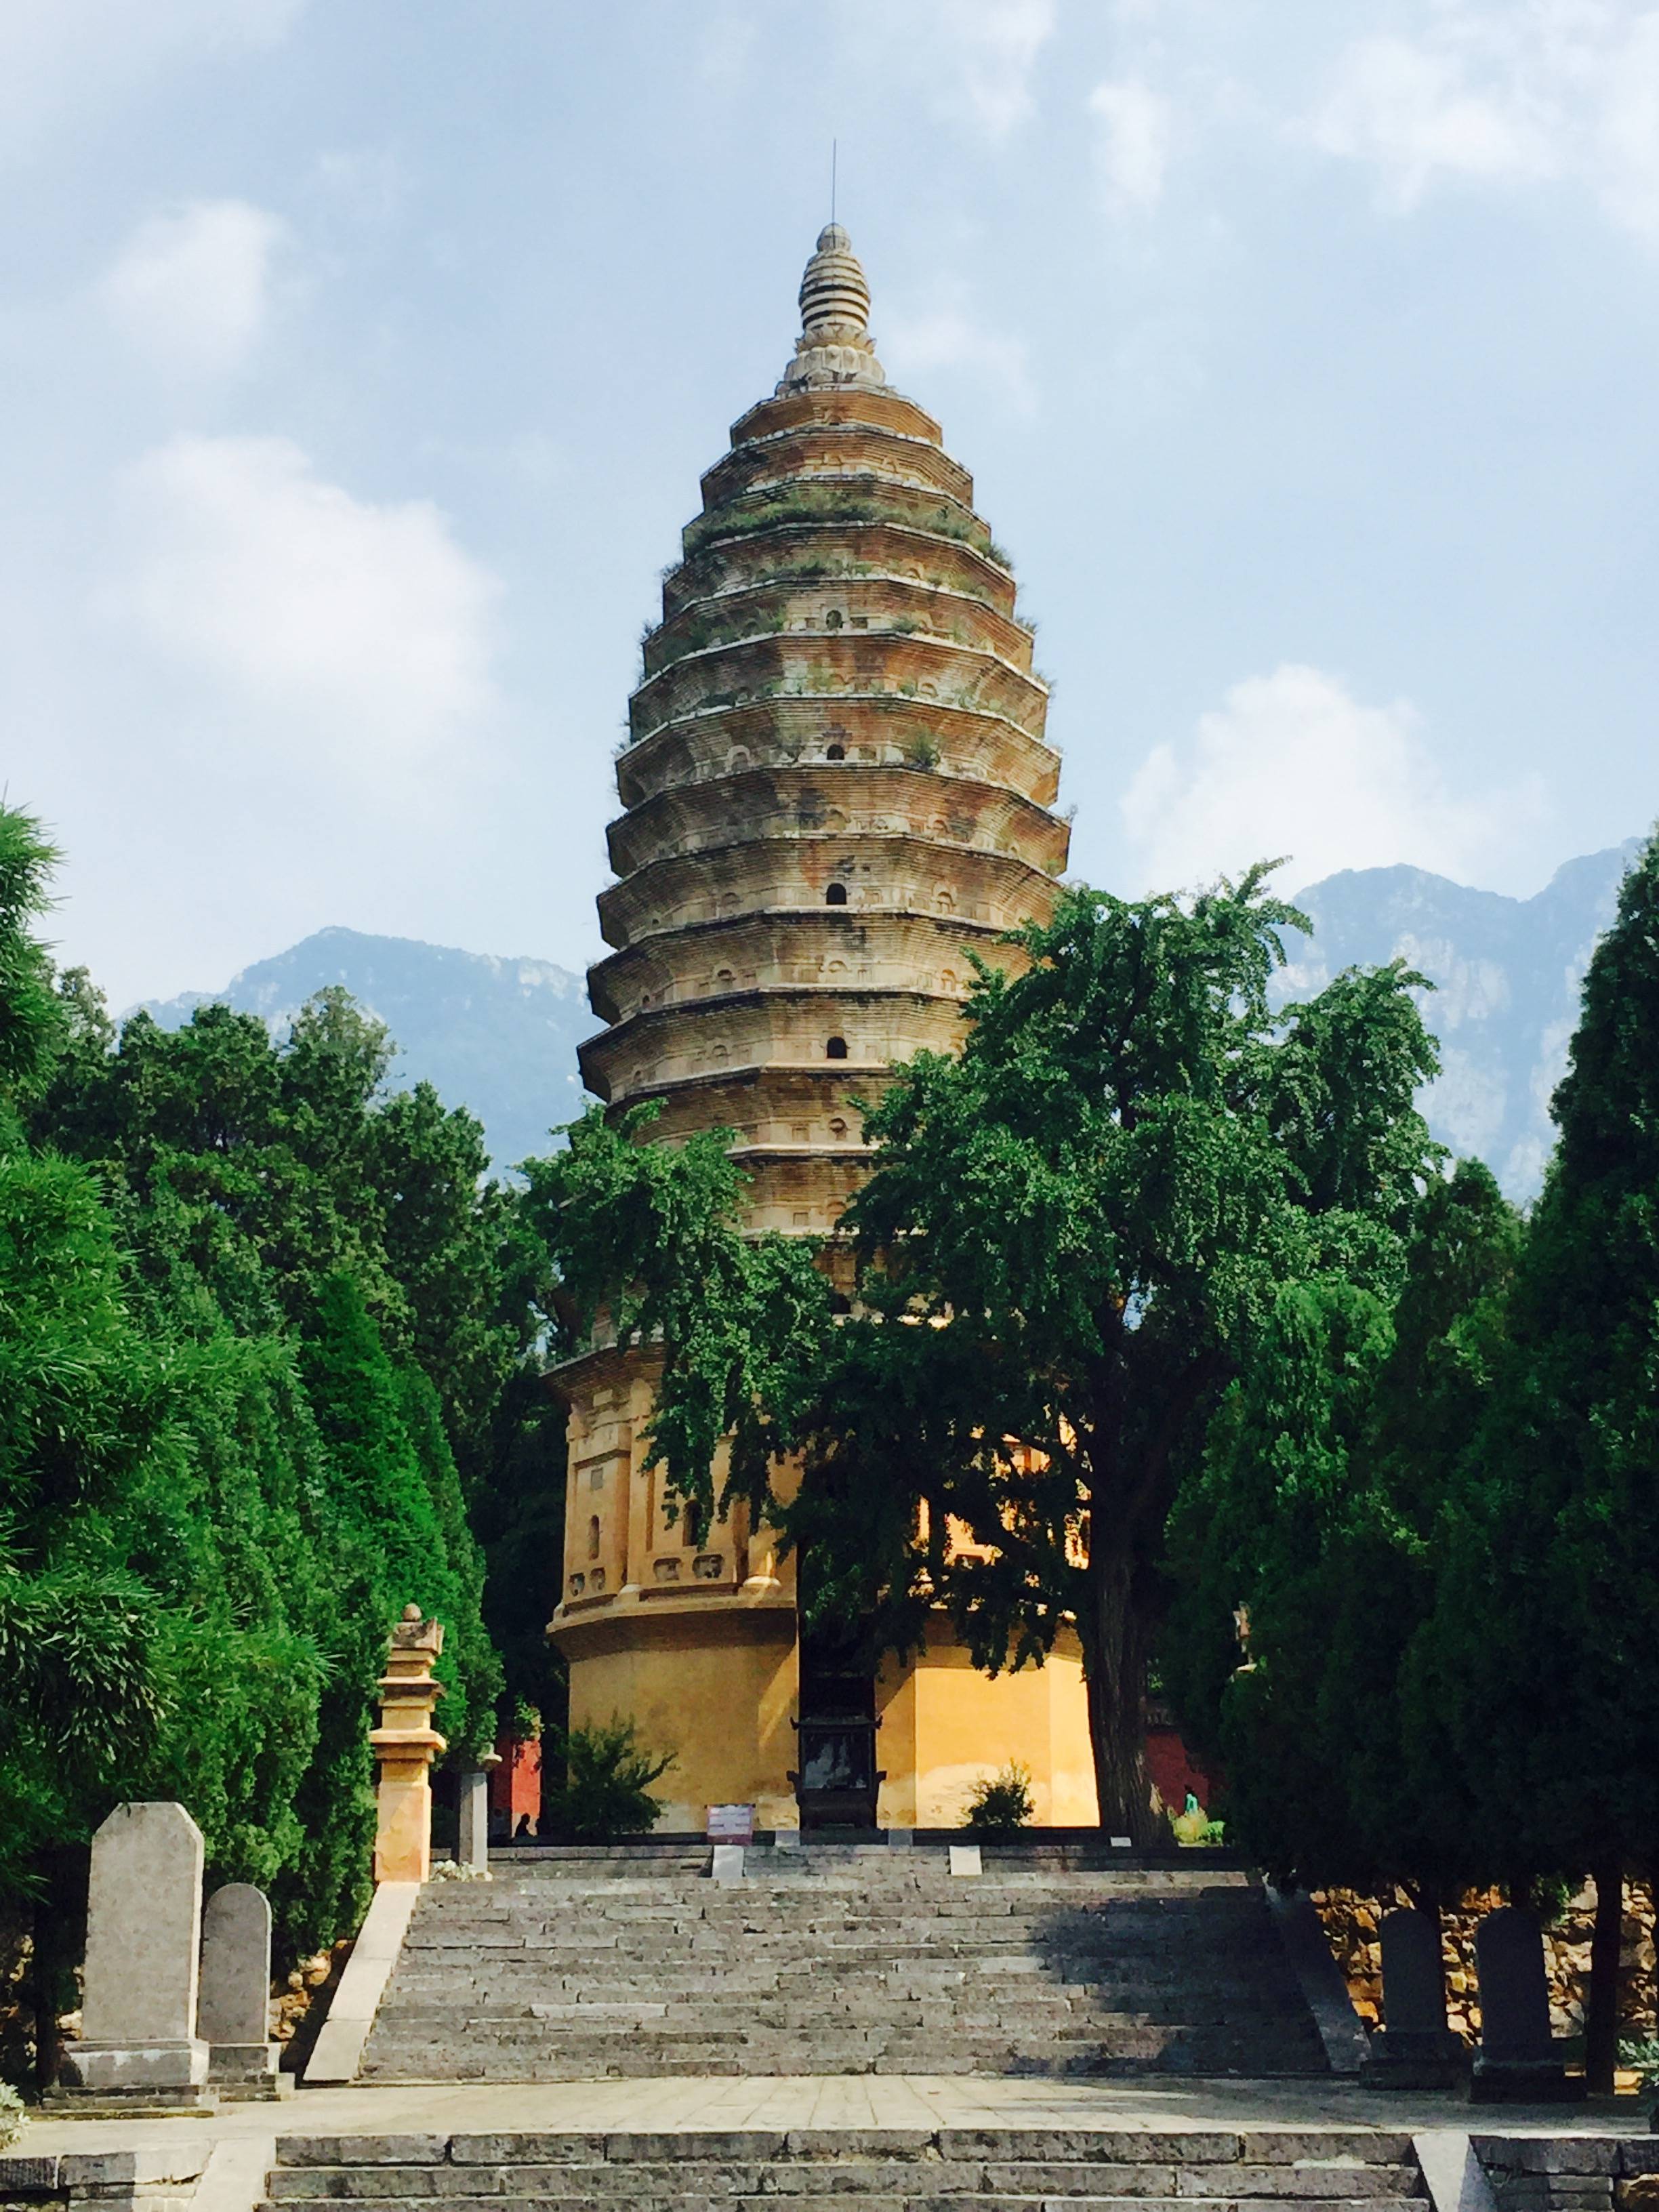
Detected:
left=0, top=802, right=567, bottom=2062
left=535, top=868, right=1442, bottom=1840
left=1164, top=1160, right=1521, bottom=1890
left=1412, top=828, right=1659, bottom=1891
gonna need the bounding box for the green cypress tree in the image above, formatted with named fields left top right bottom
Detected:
left=283, top=1273, right=501, bottom=1944
left=5, top=810, right=516, bottom=1984
left=1416, top=828, right=1659, bottom=2088
left=1166, top=1159, right=1520, bottom=1890
left=1164, top=1275, right=1396, bottom=1881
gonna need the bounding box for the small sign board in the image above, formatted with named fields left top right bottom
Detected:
left=1109, top=1835, right=1133, bottom=1848
left=707, top=1802, right=755, bottom=1843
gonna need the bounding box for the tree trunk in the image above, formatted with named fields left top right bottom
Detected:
left=1083, top=1549, right=1163, bottom=1845
left=30, top=1845, right=85, bottom=2097
left=1584, top=1854, right=1623, bottom=2097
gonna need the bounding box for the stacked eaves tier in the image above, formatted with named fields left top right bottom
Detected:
left=553, top=229, right=1092, bottom=1834
left=579, top=224, right=1069, bottom=1237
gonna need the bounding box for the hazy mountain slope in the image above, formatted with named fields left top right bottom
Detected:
left=138, top=927, right=592, bottom=1171
left=1285, top=839, right=1643, bottom=1200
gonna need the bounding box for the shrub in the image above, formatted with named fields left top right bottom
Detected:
left=0, top=2083, right=24, bottom=2150
left=963, top=1761, right=1034, bottom=1837
left=541, top=1717, right=673, bottom=1843
left=1171, top=1791, right=1227, bottom=1846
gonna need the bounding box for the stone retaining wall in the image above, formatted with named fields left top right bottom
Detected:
left=1474, top=2136, right=1659, bottom=2212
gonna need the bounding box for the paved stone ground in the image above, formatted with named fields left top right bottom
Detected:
left=19, top=2074, right=1652, bottom=2152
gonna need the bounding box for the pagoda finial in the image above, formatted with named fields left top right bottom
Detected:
left=777, top=224, right=886, bottom=396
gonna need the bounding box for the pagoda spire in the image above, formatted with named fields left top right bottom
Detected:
left=777, top=224, right=886, bottom=396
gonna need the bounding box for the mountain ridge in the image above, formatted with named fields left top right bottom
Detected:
left=137, top=840, right=1645, bottom=1197
left=137, top=924, right=592, bottom=1172
left=1284, top=836, right=1643, bottom=1197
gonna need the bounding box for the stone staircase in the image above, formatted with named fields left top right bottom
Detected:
left=261, top=2126, right=1427, bottom=2212
left=358, top=1845, right=1331, bottom=2081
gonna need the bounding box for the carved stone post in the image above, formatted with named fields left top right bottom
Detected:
left=457, top=1750, right=500, bottom=1871
left=370, top=1605, right=447, bottom=1884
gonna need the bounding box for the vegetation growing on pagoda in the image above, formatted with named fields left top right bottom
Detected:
left=681, top=482, right=993, bottom=560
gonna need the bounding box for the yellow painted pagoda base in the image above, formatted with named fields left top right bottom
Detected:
left=553, top=1585, right=1097, bottom=1834
left=556, top=1588, right=802, bottom=1833
left=876, top=1616, right=1099, bottom=1830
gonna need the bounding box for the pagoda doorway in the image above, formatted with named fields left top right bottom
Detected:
left=790, top=1568, right=883, bottom=1832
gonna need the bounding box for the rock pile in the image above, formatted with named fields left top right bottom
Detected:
left=1313, top=1884, right=1656, bottom=2051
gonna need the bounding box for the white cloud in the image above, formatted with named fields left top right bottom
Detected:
left=1311, top=4, right=1659, bottom=239
left=1119, top=663, right=1546, bottom=896
left=1088, top=79, right=1172, bottom=215
left=935, top=0, right=1057, bottom=140
left=102, top=201, right=293, bottom=377
left=0, top=0, right=308, bottom=163
left=1313, top=33, right=1558, bottom=209
left=106, top=435, right=501, bottom=777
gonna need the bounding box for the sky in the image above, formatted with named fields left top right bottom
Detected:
left=5, top=0, right=1659, bottom=1009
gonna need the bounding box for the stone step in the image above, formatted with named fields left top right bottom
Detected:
left=398, top=1935, right=1282, bottom=1955
left=269, top=2127, right=1417, bottom=2160
left=266, top=2198, right=1424, bottom=2212
left=409, top=1894, right=1269, bottom=1910
left=261, top=2140, right=1427, bottom=2212
left=359, top=2043, right=1328, bottom=2078
left=415, top=1907, right=1282, bottom=1925
left=386, top=1969, right=1300, bottom=1994
left=360, top=1863, right=1331, bottom=2085
left=265, top=2165, right=1420, bottom=2203
left=445, top=1882, right=1264, bottom=1900
left=369, top=2005, right=1315, bottom=2038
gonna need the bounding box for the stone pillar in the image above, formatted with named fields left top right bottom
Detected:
left=75, top=1802, right=209, bottom=2096
left=457, top=1753, right=499, bottom=1872
left=369, top=1605, right=447, bottom=1885
left=199, top=1884, right=280, bottom=2093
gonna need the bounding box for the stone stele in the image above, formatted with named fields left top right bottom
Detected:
left=1471, top=1904, right=1583, bottom=2103
left=199, top=1884, right=278, bottom=2083
left=1381, top=1906, right=1448, bottom=2035
left=76, top=1801, right=209, bottom=2092
left=1361, top=1906, right=1467, bottom=2089
left=1477, top=1906, right=1553, bottom=2061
